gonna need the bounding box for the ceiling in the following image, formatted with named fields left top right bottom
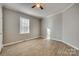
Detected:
left=1, top=3, right=72, bottom=18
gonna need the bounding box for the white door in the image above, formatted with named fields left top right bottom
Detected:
left=0, top=6, right=2, bottom=52
left=0, top=34, right=2, bottom=52
left=0, top=18, right=2, bottom=33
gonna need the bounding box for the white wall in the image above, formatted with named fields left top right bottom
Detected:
left=3, top=8, right=41, bottom=44
left=41, top=3, right=79, bottom=49
left=41, top=13, right=62, bottom=41
left=62, top=4, right=79, bottom=48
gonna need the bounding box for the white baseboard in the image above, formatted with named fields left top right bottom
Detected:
left=3, top=40, right=25, bottom=47
left=51, top=38, right=79, bottom=50
left=3, top=37, right=79, bottom=50
left=61, top=40, right=79, bottom=50
left=43, top=37, right=79, bottom=50
left=3, top=37, right=40, bottom=47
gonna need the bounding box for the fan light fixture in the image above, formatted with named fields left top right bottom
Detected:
left=32, top=3, right=44, bottom=10
left=36, top=4, right=40, bottom=8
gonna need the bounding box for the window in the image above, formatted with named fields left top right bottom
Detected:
left=46, top=28, right=51, bottom=40
left=20, top=17, right=30, bottom=34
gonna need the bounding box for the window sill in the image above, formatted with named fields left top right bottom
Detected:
left=20, top=32, right=30, bottom=34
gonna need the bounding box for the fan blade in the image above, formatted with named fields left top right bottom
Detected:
left=32, top=5, right=36, bottom=8
left=40, top=5, right=43, bottom=10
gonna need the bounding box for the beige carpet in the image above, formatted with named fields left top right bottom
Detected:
left=0, top=38, right=79, bottom=56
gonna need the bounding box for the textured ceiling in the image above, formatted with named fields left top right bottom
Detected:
left=1, top=3, right=72, bottom=18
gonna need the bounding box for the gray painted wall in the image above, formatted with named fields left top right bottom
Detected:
left=41, top=13, right=62, bottom=41
left=41, top=4, right=79, bottom=49
left=3, top=8, right=40, bottom=44
left=62, top=4, right=79, bottom=48
left=3, top=3, right=79, bottom=49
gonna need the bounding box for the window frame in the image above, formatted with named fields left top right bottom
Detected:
left=20, top=16, right=30, bottom=34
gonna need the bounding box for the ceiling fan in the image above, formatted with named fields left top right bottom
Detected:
left=32, top=3, right=44, bottom=10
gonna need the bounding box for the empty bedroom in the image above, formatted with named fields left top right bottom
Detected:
left=0, top=3, right=79, bottom=56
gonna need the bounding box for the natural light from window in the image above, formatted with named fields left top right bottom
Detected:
left=20, top=17, right=30, bottom=34
left=46, top=28, right=51, bottom=40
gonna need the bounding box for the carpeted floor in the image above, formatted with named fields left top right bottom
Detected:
left=0, top=38, right=79, bottom=56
